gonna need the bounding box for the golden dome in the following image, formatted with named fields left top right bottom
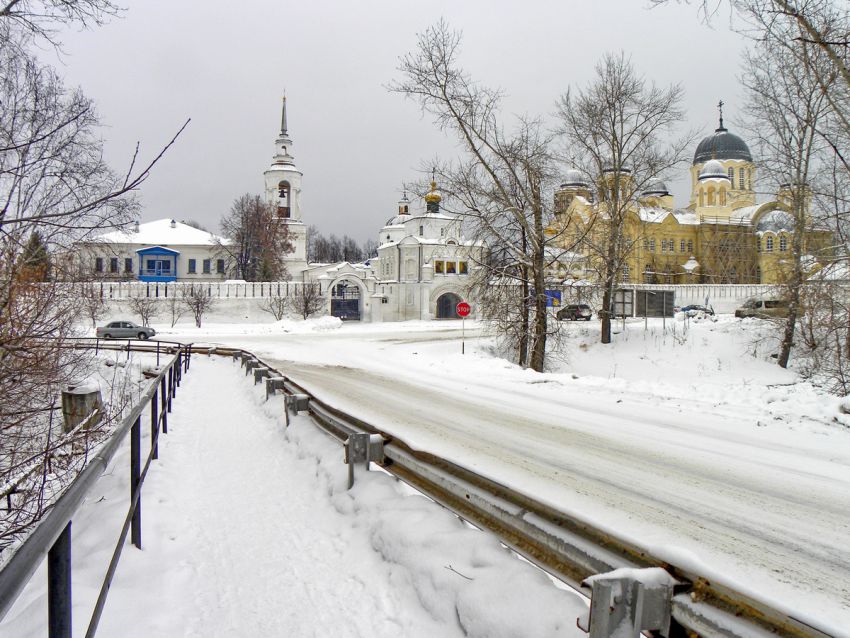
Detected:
left=424, top=180, right=442, bottom=203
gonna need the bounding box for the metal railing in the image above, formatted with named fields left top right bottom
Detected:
left=0, top=340, right=192, bottom=637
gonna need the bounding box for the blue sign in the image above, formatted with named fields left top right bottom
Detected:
left=545, top=289, right=562, bottom=308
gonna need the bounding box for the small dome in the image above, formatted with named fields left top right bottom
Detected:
left=424, top=180, right=442, bottom=204
left=560, top=169, right=589, bottom=189
left=693, top=126, right=752, bottom=164
left=756, top=210, right=794, bottom=233
left=698, top=159, right=729, bottom=181
left=642, top=179, right=669, bottom=196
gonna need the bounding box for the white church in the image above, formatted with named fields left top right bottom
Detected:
left=78, top=98, right=485, bottom=322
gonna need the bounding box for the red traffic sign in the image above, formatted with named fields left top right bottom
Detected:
left=456, top=301, right=471, bottom=317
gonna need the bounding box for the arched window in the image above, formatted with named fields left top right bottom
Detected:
left=779, top=235, right=788, bottom=251
left=739, top=168, right=745, bottom=190
left=727, top=167, right=734, bottom=183
left=707, top=187, right=715, bottom=206
left=756, top=267, right=762, bottom=283
left=699, top=190, right=705, bottom=207
left=277, top=181, right=291, bottom=218
left=757, top=237, right=762, bottom=252
left=719, top=188, right=726, bottom=206
left=766, top=235, right=774, bottom=252
left=622, top=264, right=630, bottom=282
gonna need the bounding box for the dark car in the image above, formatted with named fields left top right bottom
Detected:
left=680, top=304, right=715, bottom=317
left=557, top=304, right=593, bottom=321
left=96, top=321, right=156, bottom=340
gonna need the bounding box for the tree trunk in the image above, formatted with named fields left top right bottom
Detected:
left=529, top=253, right=548, bottom=372
left=518, top=229, right=529, bottom=367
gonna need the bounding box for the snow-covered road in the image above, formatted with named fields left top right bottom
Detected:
left=195, top=320, right=850, bottom=635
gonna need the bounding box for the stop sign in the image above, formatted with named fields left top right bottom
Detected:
left=456, top=301, right=471, bottom=317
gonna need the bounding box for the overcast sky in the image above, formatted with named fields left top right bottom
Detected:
left=47, top=0, right=748, bottom=243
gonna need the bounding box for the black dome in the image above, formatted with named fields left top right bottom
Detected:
left=693, top=126, right=752, bottom=164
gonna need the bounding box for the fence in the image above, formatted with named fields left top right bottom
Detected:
left=0, top=340, right=192, bottom=638
left=74, top=280, right=316, bottom=300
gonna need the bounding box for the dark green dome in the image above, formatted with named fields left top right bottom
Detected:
left=693, top=126, right=752, bottom=164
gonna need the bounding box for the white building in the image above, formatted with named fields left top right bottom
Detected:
left=307, top=182, right=487, bottom=321
left=77, top=218, right=229, bottom=282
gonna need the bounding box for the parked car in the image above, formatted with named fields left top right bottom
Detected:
left=557, top=304, right=593, bottom=321
left=680, top=304, right=715, bottom=317
left=96, top=321, right=156, bottom=340
left=734, top=298, right=789, bottom=319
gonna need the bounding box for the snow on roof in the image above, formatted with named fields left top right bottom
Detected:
left=94, top=218, right=227, bottom=246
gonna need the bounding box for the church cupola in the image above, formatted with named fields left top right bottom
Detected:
left=424, top=180, right=442, bottom=214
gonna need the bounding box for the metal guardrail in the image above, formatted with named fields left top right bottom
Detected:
left=228, top=347, right=833, bottom=638
left=0, top=340, right=192, bottom=637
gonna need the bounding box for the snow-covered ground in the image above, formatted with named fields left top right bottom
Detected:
left=153, top=313, right=850, bottom=635
left=3, top=312, right=849, bottom=636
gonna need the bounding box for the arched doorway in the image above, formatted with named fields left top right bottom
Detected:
left=435, top=292, right=462, bottom=319
left=331, top=279, right=361, bottom=321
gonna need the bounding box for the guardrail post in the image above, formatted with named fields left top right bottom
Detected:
left=151, top=388, right=159, bottom=460
left=156, top=341, right=160, bottom=366
left=284, top=394, right=310, bottom=427
left=160, top=376, right=168, bottom=433
left=47, top=522, right=72, bottom=638
left=265, top=376, right=286, bottom=401
left=577, top=568, right=677, bottom=638
left=131, top=416, right=142, bottom=549
left=253, top=367, right=270, bottom=385
left=244, top=360, right=260, bottom=376
left=344, top=433, right=384, bottom=489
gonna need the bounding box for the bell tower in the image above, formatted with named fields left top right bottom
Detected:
left=263, top=96, right=307, bottom=275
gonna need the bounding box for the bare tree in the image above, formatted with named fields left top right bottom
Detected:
left=558, top=53, right=691, bottom=344
left=165, top=291, right=185, bottom=327
left=390, top=20, right=562, bottom=371
left=258, top=287, right=288, bottom=320
left=218, top=194, right=293, bottom=281
left=79, top=284, right=106, bottom=328
left=1, top=0, right=121, bottom=48
left=290, top=283, right=325, bottom=320
left=0, top=0, right=187, bottom=547
left=128, top=295, right=158, bottom=326
left=743, top=42, right=835, bottom=369
left=183, top=285, right=214, bottom=328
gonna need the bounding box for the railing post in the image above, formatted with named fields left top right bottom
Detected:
left=156, top=341, right=160, bottom=366
left=160, top=375, right=168, bottom=433
left=131, top=416, right=142, bottom=549
left=48, top=522, right=72, bottom=638
left=151, top=388, right=159, bottom=460
left=167, top=367, right=173, bottom=413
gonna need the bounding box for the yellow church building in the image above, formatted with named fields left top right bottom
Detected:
left=549, top=114, right=832, bottom=285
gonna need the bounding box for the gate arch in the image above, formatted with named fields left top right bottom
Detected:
left=435, top=292, right=462, bottom=319
left=330, top=279, right=362, bottom=321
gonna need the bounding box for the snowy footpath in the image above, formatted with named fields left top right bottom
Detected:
left=0, top=356, right=586, bottom=638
